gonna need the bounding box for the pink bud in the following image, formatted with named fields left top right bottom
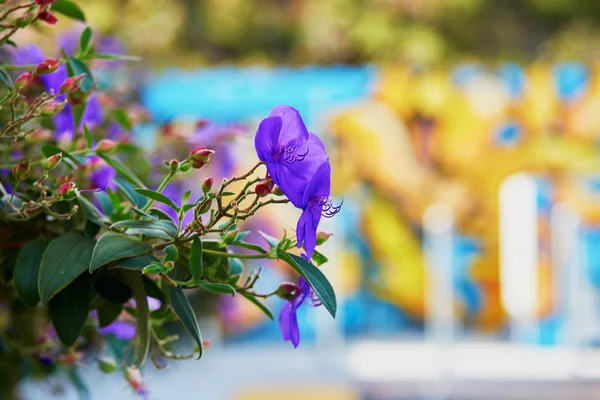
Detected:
left=255, top=179, right=274, bottom=197
left=201, top=177, right=214, bottom=194
left=15, top=71, right=34, bottom=92
left=38, top=10, right=58, bottom=24
left=58, top=352, right=82, bottom=366
left=28, top=128, right=52, bottom=142
left=42, top=153, right=62, bottom=171
left=35, top=59, right=60, bottom=75
left=40, top=100, right=67, bottom=117
left=275, top=282, right=301, bottom=301
left=95, top=139, right=116, bottom=154
left=12, top=160, right=31, bottom=180
left=57, top=182, right=77, bottom=200
left=60, top=74, right=86, bottom=94
left=168, top=159, right=179, bottom=173
left=57, top=173, right=73, bottom=186
left=316, top=232, right=333, bottom=245
left=35, top=0, right=57, bottom=4
left=188, top=147, right=214, bottom=169
left=202, top=339, right=212, bottom=350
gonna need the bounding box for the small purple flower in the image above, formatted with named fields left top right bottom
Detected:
left=98, top=320, right=136, bottom=340
left=87, top=156, right=116, bottom=191
left=255, top=105, right=327, bottom=207
left=279, top=276, right=321, bottom=348
left=296, top=161, right=341, bottom=259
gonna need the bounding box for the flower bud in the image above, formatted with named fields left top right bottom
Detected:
left=57, top=173, right=74, bottom=186
left=38, top=10, right=58, bottom=24
left=164, top=261, right=175, bottom=271
left=223, top=229, right=239, bottom=244
left=198, top=198, right=212, bottom=214
left=57, top=182, right=78, bottom=200
left=255, top=179, right=273, bottom=197
left=142, top=264, right=168, bottom=275
left=60, top=74, right=86, bottom=94
left=35, top=0, right=57, bottom=5
left=95, top=139, right=116, bottom=154
left=275, top=282, right=301, bottom=301
left=15, top=71, right=34, bottom=92
left=272, top=185, right=284, bottom=196
left=12, top=160, right=31, bottom=180
left=188, top=147, right=214, bottom=169
left=316, top=232, right=333, bottom=246
left=202, top=339, right=212, bottom=350
left=15, top=12, right=35, bottom=28
left=58, top=352, right=82, bottom=366
left=35, top=59, right=60, bottom=75
left=97, top=356, right=117, bottom=374
left=75, top=137, right=88, bottom=150
left=28, top=128, right=52, bottom=142
left=42, top=153, right=62, bottom=171
left=40, top=100, right=67, bottom=117
left=124, top=367, right=144, bottom=391
left=179, top=162, right=191, bottom=172
left=201, top=177, right=214, bottom=194
left=168, top=159, right=179, bottom=173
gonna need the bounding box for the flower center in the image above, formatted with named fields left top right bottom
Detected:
left=273, top=144, right=308, bottom=163
left=309, top=196, right=343, bottom=218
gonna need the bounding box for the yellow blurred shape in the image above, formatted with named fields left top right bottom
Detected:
left=236, top=386, right=358, bottom=400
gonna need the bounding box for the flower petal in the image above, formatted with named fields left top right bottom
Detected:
left=279, top=301, right=293, bottom=342
left=270, top=160, right=307, bottom=208
left=255, top=116, right=282, bottom=162
left=296, top=207, right=319, bottom=259
left=302, top=161, right=331, bottom=206
left=268, top=105, right=309, bottom=147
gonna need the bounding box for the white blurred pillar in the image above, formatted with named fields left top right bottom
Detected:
left=423, top=203, right=455, bottom=348
left=499, top=173, right=539, bottom=343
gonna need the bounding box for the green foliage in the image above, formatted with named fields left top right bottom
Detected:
left=90, top=232, right=152, bottom=272
left=169, top=286, right=203, bottom=359
left=51, top=0, right=86, bottom=21
left=14, top=239, right=49, bottom=307
left=49, top=275, right=90, bottom=346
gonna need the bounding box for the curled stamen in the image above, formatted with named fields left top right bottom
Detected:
left=275, top=144, right=309, bottom=163
left=79, top=180, right=109, bottom=193
left=317, top=196, right=343, bottom=218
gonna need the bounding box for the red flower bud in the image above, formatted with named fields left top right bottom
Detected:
left=57, top=182, right=77, bottom=200
left=12, top=160, right=31, bottom=180
left=38, top=10, right=58, bottom=24
left=15, top=71, right=34, bottom=92
left=202, top=339, right=212, bottom=350
left=40, top=100, right=67, bottom=117
left=28, top=128, right=52, bottom=142
left=188, top=147, right=214, bottom=169
left=168, top=159, right=179, bottom=173
left=201, top=177, right=214, bottom=194
left=35, top=0, right=57, bottom=5
left=57, top=173, right=74, bottom=186
left=275, top=282, right=301, bottom=301
left=42, top=153, right=62, bottom=171
left=58, top=352, right=82, bottom=366
left=255, top=179, right=274, bottom=197
left=95, top=139, right=116, bottom=154
left=60, top=74, right=86, bottom=94
left=35, top=59, right=60, bottom=75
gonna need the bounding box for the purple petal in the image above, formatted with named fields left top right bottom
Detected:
left=268, top=105, right=309, bottom=147
left=52, top=103, right=76, bottom=141
left=99, top=320, right=136, bottom=340
left=254, top=116, right=282, bottom=162
left=80, top=93, right=104, bottom=130
left=301, top=161, right=331, bottom=206
left=268, top=160, right=306, bottom=208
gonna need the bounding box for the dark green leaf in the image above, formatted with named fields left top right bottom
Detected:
left=95, top=192, right=113, bottom=215
left=229, top=258, right=243, bottom=276
left=149, top=208, right=173, bottom=221
left=97, top=300, right=123, bottom=327
left=277, top=250, right=337, bottom=318
left=169, top=286, right=202, bottom=359
left=39, top=232, right=95, bottom=304
left=69, top=366, right=90, bottom=400
left=111, top=219, right=177, bottom=238
left=52, top=0, right=86, bottom=21
left=77, top=196, right=108, bottom=226
left=15, top=239, right=49, bottom=307
left=79, top=26, right=93, bottom=56
left=142, top=276, right=165, bottom=302
left=83, top=125, right=93, bottom=148
left=189, top=237, right=203, bottom=282
left=0, top=66, right=13, bottom=88
left=134, top=188, right=179, bottom=211
left=113, top=108, right=132, bottom=131
left=71, top=103, right=86, bottom=131
left=235, top=231, right=250, bottom=242
left=50, top=275, right=90, bottom=346
left=230, top=241, right=267, bottom=254
left=240, top=293, right=273, bottom=320
left=198, top=282, right=236, bottom=296
left=95, top=272, right=132, bottom=303
left=122, top=270, right=149, bottom=368
left=114, top=177, right=148, bottom=208
left=111, top=254, right=159, bottom=271
left=41, top=144, right=82, bottom=167
left=67, top=57, right=94, bottom=92
left=90, top=232, right=152, bottom=272
left=181, top=204, right=196, bottom=213
left=164, top=244, right=178, bottom=263
left=311, top=250, right=328, bottom=266
left=98, top=154, right=146, bottom=188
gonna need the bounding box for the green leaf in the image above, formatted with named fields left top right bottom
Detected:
left=169, top=286, right=203, bottom=359
left=39, top=232, right=95, bottom=304
left=189, top=237, right=203, bottom=282
left=87, top=53, right=142, bottom=62
left=164, top=244, right=179, bottom=263
left=95, top=192, right=113, bottom=215
left=49, top=275, right=90, bottom=346
left=52, top=0, right=86, bottom=21
left=149, top=208, right=173, bottom=221
left=95, top=272, right=132, bottom=303
left=41, top=144, right=82, bottom=167
left=134, top=188, right=179, bottom=211
left=90, top=232, right=152, bottom=272
left=77, top=196, right=109, bottom=226
left=259, top=231, right=280, bottom=248
left=111, top=219, right=177, bottom=238
left=198, top=282, right=236, bottom=296
left=69, top=366, right=90, bottom=400
left=229, top=258, right=243, bottom=276
left=113, top=108, right=132, bottom=131
left=67, top=57, right=94, bottom=92
left=114, top=177, right=148, bottom=208
left=230, top=241, right=267, bottom=254
left=142, top=276, right=165, bottom=302
left=97, top=153, right=146, bottom=188
left=311, top=250, right=328, bottom=266
left=181, top=191, right=191, bottom=206
left=15, top=239, right=49, bottom=307
left=71, top=103, right=86, bottom=130
left=97, top=300, right=123, bottom=327
left=79, top=26, right=93, bottom=57
left=122, top=270, right=150, bottom=368
left=83, top=125, right=93, bottom=148
left=181, top=204, right=196, bottom=213
left=240, top=293, right=273, bottom=320
left=277, top=250, right=337, bottom=318
left=111, top=254, right=159, bottom=271
left=0, top=66, right=13, bottom=88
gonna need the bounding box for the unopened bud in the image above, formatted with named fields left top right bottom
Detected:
left=15, top=71, right=34, bottom=92
left=188, top=147, right=214, bottom=169
left=198, top=198, right=212, bottom=214
left=168, top=159, right=179, bottom=173
left=59, top=74, right=86, bottom=94
left=97, top=356, right=117, bottom=374
left=316, top=232, right=333, bottom=246
left=38, top=10, right=58, bottom=24
left=28, top=128, right=52, bottom=142
left=202, top=339, right=212, bottom=350
left=142, top=264, right=168, bottom=275
left=275, top=282, right=301, bottom=301
left=255, top=179, right=273, bottom=197
left=124, top=367, right=144, bottom=391
left=272, top=185, right=284, bottom=196
left=12, top=160, right=31, bottom=180
left=95, top=139, right=116, bottom=154
left=35, top=59, right=60, bottom=75
left=58, top=352, right=82, bottom=366
left=35, top=0, right=57, bottom=5
left=15, top=12, right=35, bottom=28
left=201, top=177, right=214, bottom=194
left=57, top=182, right=78, bottom=200
left=42, top=153, right=62, bottom=171
left=223, top=229, right=239, bottom=244
left=179, top=162, right=191, bottom=172
left=164, top=261, right=175, bottom=271
left=40, top=100, right=67, bottom=117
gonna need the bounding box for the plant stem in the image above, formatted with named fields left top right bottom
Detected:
left=2, top=64, right=36, bottom=71
left=0, top=148, right=94, bottom=169
left=202, top=248, right=267, bottom=260
left=141, top=171, right=175, bottom=212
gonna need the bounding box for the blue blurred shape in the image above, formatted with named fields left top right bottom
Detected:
left=495, top=120, right=522, bottom=146
left=553, top=63, right=589, bottom=102
left=450, top=63, right=484, bottom=88
left=497, top=63, right=525, bottom=98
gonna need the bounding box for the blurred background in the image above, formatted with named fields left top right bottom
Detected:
left=13, top=0, right=600, bottom=398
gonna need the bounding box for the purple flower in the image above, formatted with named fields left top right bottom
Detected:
left=279, top=276, right=321, bottom=348
left=255, top=105, right=327, bottom=207
left=296, top=161, right=341, bottom=259
left=87, top=156, right=116, bottom=191
left=98, top=320, right=136, bottom=340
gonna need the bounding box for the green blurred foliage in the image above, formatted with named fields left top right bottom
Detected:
left=81, top=0, right=600, bottom=64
